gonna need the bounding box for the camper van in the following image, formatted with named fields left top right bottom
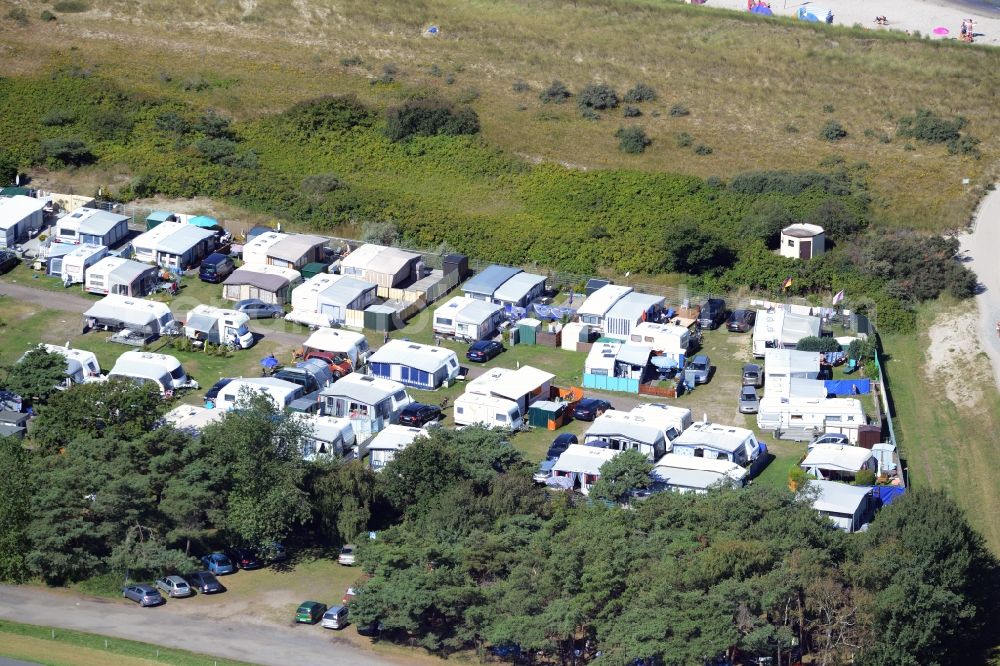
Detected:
left=299, top=327, right=371, bottom=368
left=24, top=344, right=103, bottom=386
left=61, top=244, right=108, bottom=284
left=84, top=295, right=179, bottom=338
left=183, top=305, right=254, bottom=349
left=453, top=392, right=523, bottom=430
left=214, top=377, right=303, bottom=412
left=108, top=351, right=198, bottom=395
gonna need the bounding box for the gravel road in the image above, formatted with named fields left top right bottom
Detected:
left=0, top=281, right=306, bottom=347
left=958, top=186, right=1000, bottom=391
left=0, top=585, right=407, bottom=666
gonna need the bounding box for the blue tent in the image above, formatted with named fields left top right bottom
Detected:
left=189, top=215, right=219, bottom=229
left=751, top=5, right=774, bottom=15
left=797, top=5, right=833, bottom=22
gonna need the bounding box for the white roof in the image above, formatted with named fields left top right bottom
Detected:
left=291, top=413, right=355, bottom=443
left=764, top=348, right=821, bottom=376
left=231, top=263, right=301, bottom=281
left=133, top=221, right=181, bottom=247
left=339, top=243, right=388, bottom=270
left=754, top=309, right=822, bottom=346
left=84, top=295, right=173, bottom=325
left=373, top=246, right=420, bottom=275
left=187, top=304, right=248, bottom=321
left=604, top=292, right=665, bottom=321
left=38, top=344, right=100, bottom=376
left=671, top=421, right=755, bottom=454
left=652, top=453, right=748, bottom=488
left=457, top=299, right=504, bottom=325
left=764, top=377, right=828, bottom=399
left=810, top=479, right=871, bottom=513
left=434, top=296, right=474, bottom=317
left=0, top=195, right=45, bottom=228
left=242, top=232, right=287, bottom=262
left=782, top=223, right=825, bottom=238
left=801, top=444, right=875, bottom=472
left=628, top=403, right=692, bottom=432
left=552, top=444, right=621, bottom=476
left=616, top=343, right=652, bottom=367
left=586, top=341, right=622, bottom=372
left=468, top=365, right=553, bottom=402
left=586, top=411, right=665, bottom=446
left=268, top=234, right=327, bottom=262
left=367, top=424, right=428, bottom=452
left=163, top=405, right=226, bottom=431
left=320, top=373, right=406, bottom=404
left=302, top=327, right=367, bottom=353
left=111, top=350, right=183, bottom=374
left=631, top=321, right=689, bottom=341
left=493, top=272, right=546, bottom=303
left=64, top=243, right=107, bottom=259
left=368, top=339, right=457, bottom=374
left=576, top=284, right=632, bottom=318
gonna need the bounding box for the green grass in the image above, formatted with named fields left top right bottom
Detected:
left=1, top=0, right=996, bottom=235
left=0, top=619, right=259, bottom=666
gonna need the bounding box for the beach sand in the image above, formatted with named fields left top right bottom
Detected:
left=712, top=0, right=1000, bottom=46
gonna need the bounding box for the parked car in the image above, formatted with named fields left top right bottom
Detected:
left=726, top=309, right=756, bottom=333
left=296, top=601, right=328, bottom=624
left=155, top=575, right=193, bottom=598
left=545, top=433, right=578, bottom=460
left=685, top=355, right=712, bottom=385
left=226, top=547, right=263, bottom=570
left=697, top=298, right=728, bottom=330
left=0, top=250, right=18, bottom=275
left=200, top=552, right=236, bottom=575
left=198, top=253, right=236, bottom=284
left=235, top=298, right=284, bottom=319
left=742, top=363, right=763, bottom=388
left=398, top=402, right=443, bottom=427
left=356, top=620, right=383, bottom=637
left=321, top=605, right=350, bottom=630
left=739, top=386, right=759, bottom=414
left=123, top=584, right=164, bottom=607
left=466, top=339, right=504, bottom=363
left=809, top=432, right=850, bottom=449
left=338, top=544, right=357, bottom=566
left=184, top=571, right=226, bottom=594
left=268, top=542, right=288, bottom=564
left=573, top=398, right=612, bottom=421
left=204, top=377, right=233, bottom=402
left=533, top=458, right=556, bottom=484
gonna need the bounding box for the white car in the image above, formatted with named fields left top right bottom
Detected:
left=155, top=575, right=193, bottom=598
left=337, top=544, right=357, bottom=566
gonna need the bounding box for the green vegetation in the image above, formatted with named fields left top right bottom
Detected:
left=614, top=125, right=650, bottom=154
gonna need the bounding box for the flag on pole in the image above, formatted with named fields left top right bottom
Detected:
left=832, top=289, right=845, bottom=305
left=781, top=276, right=793, bottom=290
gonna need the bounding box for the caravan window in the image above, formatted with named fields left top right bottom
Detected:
left=437, top=317, right=453, bottom=326
left=169, top=366, right=186, bottom=381
left=393, top=390, right=407, bottom=402
left=495, top=413, right=508, bottom=423
left=456, top=406, right=464, bottom=415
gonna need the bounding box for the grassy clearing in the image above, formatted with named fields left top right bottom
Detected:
left=882, top=302, right=1000, bottom=552
left=0, top=620, right=256, bottom=666
left=1, top=0, right=996, bottom=232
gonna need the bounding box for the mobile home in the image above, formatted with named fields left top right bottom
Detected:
left=132, top=221, right=216, bottom=269
left=433, top=296, right=505, bottom=341
left=756, top=396, right=865, bottom=443
left=492, top=272, right=546, bottom=308
left=161, top=404, right=226, bottom=433
left=465, top=365, right=554, bottom=416
left=241, top=231, right=286, bottom=267
left=60, top=243, right=108, bottom=284
left=215, top=377, right=302, bottom=411
left=300, top=328, right=371, bottom=368
left=462, top=265, right=522, bottom=302
left=183, top=304, right=255, bottom=349
left=752, top=308, right=822, bottom=357
left=108, top=351, right=197, bottom=395
left=629, top=321, right=690, bottom=364
left=288, top=273, right=377, bottom=324
left=53, top=207, right=128, bottom=247
left=800, top=444, right=877, bottom=483
left=368, top=340, right=460, bottom=390
left=84, top=256, right=159, bottom=297
left=628, top=403, right=693, bottom=438
left=29, top=344, right=102, bottom=385
left=367, top=424, right=428, bottom=470
left=576, top=284, right=632, bottom=330
left=320, top=374, right=413, bottom=434
left=763, top=349, right=821, bottom=381
left=583, top=411, right=668, bottom=461
left=267, top=234, right=328, bottom=270
left=669, top=421, right=763, bottom=470
left=551, top=445, right=622, bottom=495
left=453, top=391, right=522, bottom=430
left=651, top=453, right=749, bottom=494
left=292, top=413, right=357, bottom=461
left=809, top=479, right=875, bottom=532
left=340, top=243, right=421, bottom=289
left=223, top=264, right=302, bottom=305
left=0, top=195, right=45, bottom=248
left=603, top=292, right=665, bottom=340
left=84, top=295, right=178, bottom=337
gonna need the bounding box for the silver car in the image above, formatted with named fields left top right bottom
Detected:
left=155, top=575, right=193, bottom=598
left=123, top=584, right=164, bottom=607
left=739, top=386, right=759, bottom=414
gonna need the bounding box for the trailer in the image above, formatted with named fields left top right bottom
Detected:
left=183, top=304, right=255, bottom=350
left=61, top=243, right=108, bottom=284
left=108, top=351, right=198, bottom=395
left=84, top=256, right=159, bottom=297
left=299, top=327, right=371, bottom=367
left=453, top=391, right=523, bottom=430
left=84, top=295, right=179, bottom=340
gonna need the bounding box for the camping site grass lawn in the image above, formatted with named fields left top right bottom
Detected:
left=881, top=303, right=1000, bottom=553
left=0, top=619, right=257, bottom=666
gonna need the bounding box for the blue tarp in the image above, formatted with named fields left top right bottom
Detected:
left=870, top=485, right=906, bottom=505
left=751, top=5, right=774, bottom=15
left=824, top=379, right=871, bottom=395
left=189, top=215, right=219, bottom=228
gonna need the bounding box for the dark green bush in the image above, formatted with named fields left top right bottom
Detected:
left=581, top=109, right=600, bottom=121
left=947, top=135, right=980, bottom=157
left=820, top=120, right=848, bottom=141
left=154, top=111, right=190, bottom=135
left=897, top=109, right=965, bottom=144
left=822, top=104, right=835, bottom=113
left=301, top=173, right=345, bottom=197
left=623, top=83, right=657, bottom=103
left=669, top=104, right=690, bottom=117
left=578, top=83, right=619, bottom=110
left=40, top=10, right=56, bottom=21
left=40, top=108, right=76, bottom=126
left=285, top=95, right=373, bottom=133
left=795, top=336, right=842, bottom=353
left=53, top=0, right=89, bottom=11
left=623, top=106, right=641, bottom=118
left=339, top=55, right=363, bottom=66
left=0, top=152, right=18, bottom=184
left=194, top=110, right=233, bottom=139
left=741, top=201, right=796, bottom=247
left=663, top=220, right=734, bottom=274
left=854, top=469, right=877, bottom=486
left=89, top=109, right=133, bottom=141
left=805, top=199, right=866, bottom=239
left=512, top=79, right=530, bottom=93
left=194, top=137, right=238, bottom=163
left=676, top=132, right=693, bottom=148
left=37, top=138, right=93, bottom=167
left=615, top=126, right=650, bottom=154
left=539, top=80, right=571, bottom=104
left=384, top=99, right=480, bottom=142
left=693, top=144, right=713, bottom=155
left=728, top=170, right=851, bottom=196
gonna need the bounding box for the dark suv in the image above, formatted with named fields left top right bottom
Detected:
left=697, top=298, right=727, bottom=330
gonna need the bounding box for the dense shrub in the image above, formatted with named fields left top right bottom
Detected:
left=384, top=99, right=480, bottom=141
left=154, top=111, right=190, bottom=135
left=676, top=132, right=693, bottom=148
left=194, top=137, right=238, bottom=163
left=40, top=108, right=76, bottom=126
left=795, top=336, right=842, bottom=353
left=741, top=201, right=796, bottom=247
left=52, top=0, right=88, bottom=11
left=285, top=95, right=373, bottom=133
left=805, top=199, right=866, bottom=239
left=820, top=120, right=848, bottom=141
left=947, top=135, right=980, bottom=157
left=581, top=109, right=600, bottom=121
left=0, top=152, right=17, bottom=184
left=861, top=233, right=975, bottom=303
left=669, top=104, right=690, bottom=117
left=854, top=469, right=877, bottom=485
left=896, top=109, right=965, bottom=144
left=539, top=80, right=571, bottom=104
left=663, top=221, right=735, bottom=274
left=578, top=83, right=619, bottom=110
left=623, top=105, right=641, bottom=118
left=362, top=220, right=399, bottom=245
left=37, top=138, right=93, bottom=167
left=693, top=144, right=713, bottom=155
left=194, top=110, right=233, bottom=139
left=512, top=79, right=530, bottom=93
left=300, top=173, right=345, bottom=197
left=89, top=109, right=133, bottom=141
left=623, top=83, right=657, bottom=103
left=40, top=10, right=56, bottom=21
left=615, top=126, right=650, bottom=154
left=728, top=170, right=851, bottom=196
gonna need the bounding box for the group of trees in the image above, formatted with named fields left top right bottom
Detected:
left=1, top=371, right=997, bottom=664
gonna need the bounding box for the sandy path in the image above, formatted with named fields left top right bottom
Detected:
left=958, top=186, right=1000, bottom=391
left=712, top=0, right=1000, bottom=45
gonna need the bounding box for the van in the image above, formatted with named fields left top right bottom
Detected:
left=321, top=605, right=349, bottom=630
left=199, top=253, right=235, bottom=283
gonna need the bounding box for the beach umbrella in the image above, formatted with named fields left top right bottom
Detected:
left=260, top=355, right=279, bottom=369
left=933, top=26, right=949, bottom=34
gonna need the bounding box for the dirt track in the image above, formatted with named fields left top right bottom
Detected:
left=959, top=186, right=1000, bottom=391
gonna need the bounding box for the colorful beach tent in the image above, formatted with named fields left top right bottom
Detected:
left=751, top=4, right=774, bottom=15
